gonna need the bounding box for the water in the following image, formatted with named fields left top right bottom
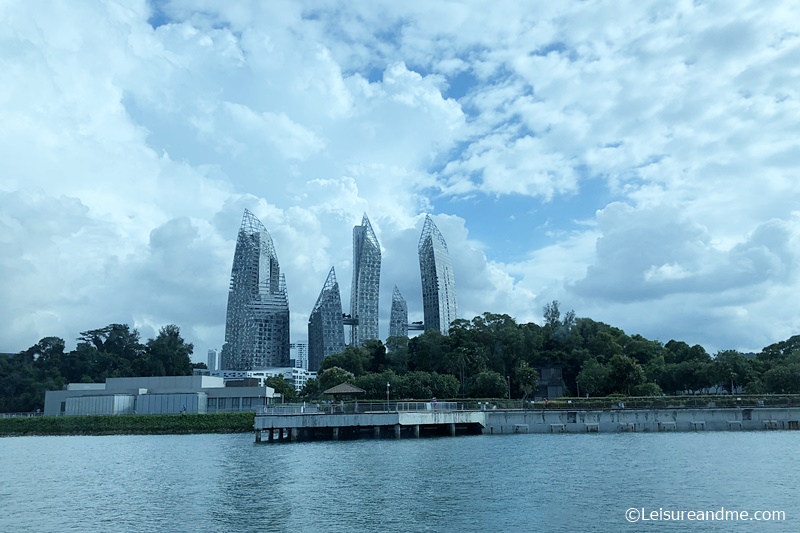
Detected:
left=1, top=432, right=797, bottom=532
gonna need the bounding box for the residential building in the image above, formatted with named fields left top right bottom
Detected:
left=308, top=267, right=346, bottom=371
left=350, top=213, right=381, bottom=346
left=418, top=214, right=457, bottom=334
left=389, top=285, right=408, bottom=338
left=221, top=209, right=290, bottom=370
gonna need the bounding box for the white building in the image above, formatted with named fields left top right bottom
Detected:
left=207, top=349, right=219, bottom=371
left=43, top=376, right=275, bottom=416
left=199, top=367, right=317, bottom=393
left=290, top=342, right=309, bottom=370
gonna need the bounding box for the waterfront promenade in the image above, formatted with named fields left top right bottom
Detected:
left=254, top=401, right=800, bottom=442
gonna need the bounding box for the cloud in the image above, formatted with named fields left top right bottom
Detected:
left=2, top=0, right=799, bottom=360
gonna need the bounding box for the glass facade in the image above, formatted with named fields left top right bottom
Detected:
left=350, top=214, right=381, bottom=346
left=418, top=215, right=458, bottom=334
left=308, top=267, right=346, bottom=372
left=389, top=285, right=408, bottom=338
left=221, top=209, right=290, bottom=370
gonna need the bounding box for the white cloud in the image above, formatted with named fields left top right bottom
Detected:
left=1, top=0, right=799, bottom=360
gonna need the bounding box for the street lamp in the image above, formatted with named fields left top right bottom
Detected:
left=386, top=382, right=391, bottom=412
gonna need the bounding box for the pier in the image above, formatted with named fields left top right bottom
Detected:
left=254, top=402, right=800, bottom=442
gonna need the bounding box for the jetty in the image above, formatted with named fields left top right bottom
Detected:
left=254, top=401, right=800, bottom=442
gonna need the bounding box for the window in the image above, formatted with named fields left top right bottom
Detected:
left=218, top=398, right=227, bottom=409
left=231, top=398, right=240, bottom=409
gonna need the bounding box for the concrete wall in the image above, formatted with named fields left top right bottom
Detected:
left=136, top=393, right=206, bottom=415
left=105, top=376, right=224, bottom=392
left=255, top=407, right=800, bottom=436
left=66, top=395, right=136, bottom=416
left=481, top=407, right=800, bottom=434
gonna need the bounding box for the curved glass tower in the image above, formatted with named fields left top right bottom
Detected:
left=308, top=267, right=346, bottom=372
left=350, top=214, right=381, bottom=346
left=389, top=285, right=408, bottom=338
left=221, top=209, right=290, bottom=370
left=418, top=214, right=457, bottom=334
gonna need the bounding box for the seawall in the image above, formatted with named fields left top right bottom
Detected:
left=255, top=406, right=800, bottom=442
left=483, top=407, right=800, bottom=434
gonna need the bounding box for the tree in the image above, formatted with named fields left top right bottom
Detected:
left=146, top=325, right=194, bottom=376
left=467, top=370, right=508, bottom=398
left=577, top=358, right=609, bottom=397
left=515, top=361, right=538, bottom=401
left=320, top=346, right=371, bottom=376
left=265, top=376, right=298, bottom=402
left=607, top=354, right=646, bottom=395
left=363, top=339, right=389, bottom=373
left=763, top=364, right=800, bottom=394
left=543, top=301, right=561, bottom=328
left=318, top=367, right=355, bottom=393
left=385, top=335, right=409, bottom=373
left=712, top=350, right=754, bottom=393
left=300, top=378, right=321, bottom=400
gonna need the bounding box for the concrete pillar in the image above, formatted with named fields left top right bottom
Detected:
left=333, top=427, right=339, bottom=441
left=290, top=428, right=298, bottom=442
left=278, top=428, right=284, bottom=441
left=373, top=426, right=381, bottom=438
left=394, top=424, right=401, bottom=439
left=268, top=429, right=274, bottom=442
left=414, top=424, right=420, bottom=438
left=255, top=430, right=262, bottom=443
left=448, top=423, right=456, bottom=436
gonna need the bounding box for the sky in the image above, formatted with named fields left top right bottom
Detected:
left=2, top=0, right=799, bottom=361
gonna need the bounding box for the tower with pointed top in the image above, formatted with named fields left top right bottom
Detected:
left=389, top=286, right=408, bottom=338
left=308, top=267, right=346, bottom=372
left=350, top=214, right=381, bottom=346
left=418, top=214, right=457, bottom=334
left=221, top=209, right=290, bottom=370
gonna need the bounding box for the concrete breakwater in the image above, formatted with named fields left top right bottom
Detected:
left=483, top=406, right=800, bottom=434
left=254, top=406, right=800, bottom=442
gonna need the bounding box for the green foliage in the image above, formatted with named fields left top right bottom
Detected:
left=607, top=354, right=646, bottom=395
left=515, top=361, right=538, bottom=401
left=468, top=370, right=508, bottom=398
left=0, top=412, right=254, bottom=436
left=318, top=367, right=355, bottom=392
left=577, top=358, right=610, bottom=396
left=265, top=376, right=298, bottom=401
left=0, top=323, right=194, bottom=413
left=299, top=377, right=321, bottom=399
left=6, top=315, right=800, bottom=413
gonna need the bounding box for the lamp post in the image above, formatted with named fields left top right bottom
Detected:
left=386, top=382, right=391, bottom=412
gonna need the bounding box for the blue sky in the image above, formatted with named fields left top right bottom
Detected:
left=2, top=0, right=799, bottom=360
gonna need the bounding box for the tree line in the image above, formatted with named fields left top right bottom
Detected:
left=0, top=324, right=196, bottom=412
left=3, top=302, right=800, bottom=410
left=303, top=301, right=800, bottom=400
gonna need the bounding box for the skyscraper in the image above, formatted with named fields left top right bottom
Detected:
left=207, top=349, right=219, bottom=371
left=389, top=285, right=408, bottom=338
left=350, top=214, right=381, bottom=346
left=308, top=267, right=346, bottom=372
left=418, top=214, right=458, bottom=334
left=221, top=209, right=290, bottom=370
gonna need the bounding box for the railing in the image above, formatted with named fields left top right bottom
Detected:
left=255, top=395, right=800, bottom=416
left=259, top=401, right=464, bottom=415
left=1, top=412, right=44, bottom=418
